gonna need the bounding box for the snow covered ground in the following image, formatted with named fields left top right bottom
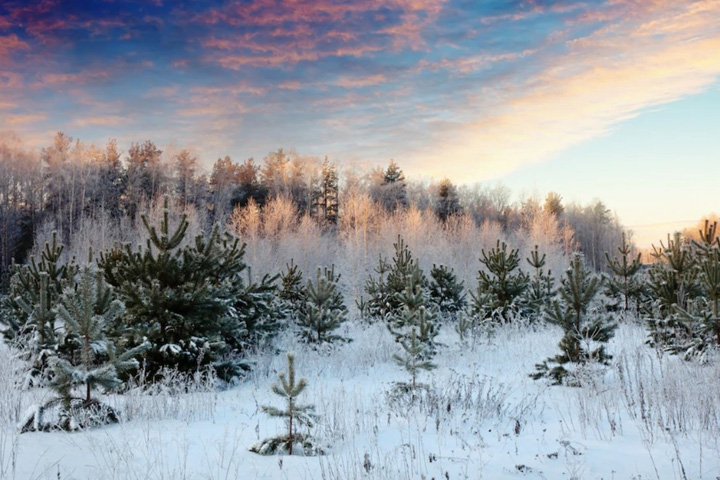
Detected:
left=2, top=318, right=719, bottom=480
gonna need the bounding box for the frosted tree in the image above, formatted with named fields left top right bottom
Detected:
left=522, top=245, right=555, bottom=320
left=434, top=178, right=462, bottom=221
left=429, top=264, right=466, bottom=315
left=471, top=240, right=529, bottom=321
left=532, top=254, right=616, bottom=386
left=99, top=198, right=252, bottom=380
left=392, top=328, right=436, bottom=399
left=645, top=232, right=701, bottom=350
left=3, top=232, right=77, bottom=384
left=296, top=266, right=349, bottom=344
left=20, top=267, right=146, bottom=432
left=279, top=259, right=305, bottom=316
left=604, top=232, right=643, bottom=313
left=388, top=279, right=438, bottom=350
left=667, top=221, right=720, bottom=358
left=251, top=354, right=321, bottom=455
left=364, top=235, right=427, bottom=320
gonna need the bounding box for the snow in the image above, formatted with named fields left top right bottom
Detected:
left=2, top=319, right=719, bottom=479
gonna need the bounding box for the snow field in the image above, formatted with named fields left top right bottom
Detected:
left=2, top=318, right=720, bottom=479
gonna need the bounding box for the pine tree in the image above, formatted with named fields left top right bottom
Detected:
left=2, top=232, right=77, bottom=383
left=51, top=267, right=145, bottom=429
left=604, top=233, right=643, bottom=313
left=429, top=264, right=466, bottom=315
left=532, top=254, right=616, bottom=386
left=392, top=328, right=436, bottom=398
left=19, top=266, right=146, bottom=432
left=522, top=245, right=556, bottom=321
left=315, top=157, right=340, bottom=226
left=251, top=354, right=319, bottom=455
left=3, top=232, right=76, bottom=342
left=434, top=178, right=461, bottom=221
left=296, top=266, right=349, bottom=344
left=454, top=311, right=473, bottom=342
left=360, top=254, right=391, bottom=319
left=387, top=277, right=438, bottom=352
left=470, top=240, right=529, bottom=322
left=645, top=232, right=701, bottom=350
left=364, top=236, right=428, bottom=320
left=279, top=259, right=305, bottom=316
left=99, top=198, right=251, bottom=380
left=378, top=160, right=408, bottom=212
left=666, top=221, right=720, bottom=358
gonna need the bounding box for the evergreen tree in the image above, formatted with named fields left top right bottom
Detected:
left=532, top=254, right=616, bottom=385
left=314, top=157, right=339, bottom=226
left=665, top=221, right=720, bottom=358
left=645, top=232, right=701, bottom=350
left=19, top=266, right=146, bottom=432
left=429, top=264, right=466, bottom=315
left=2, top=232, right=77, bottom=382
left=50, top=267, right=145, bottom=429
left=604, top=232, right=643, bottom=313
left=279, top=259, right=305, bottom=316
left=470, top=240, right=529, bottom=321
left=99, top=198, right=251, bottom=380
left=392, top=328, right=436, bottom=398
left=454, top=311, right=473, bottom=342
left=233, top=158, right=268, bottom=209
left=296, top=266, right=349, bottom=344
left=387, top=276, right=438, bottom=351
left=434, top=178, right=461, bottom=221
left=363, top=236, right=428, bottom=320
left=251, top=354, right=319, bottom=455
left=375, top=160, right=407, bottom=212
left=522, top=245, right=556, bottom=321
left=124, top=141, right=164, bottom=220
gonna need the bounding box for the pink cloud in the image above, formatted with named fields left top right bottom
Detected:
left=0, top=34, right=31, bottom=58
left=194, top=0, right=449, bottom=69
left=4, top=113, right=48, bottom=126
left=73, top=115, right=128, bottom=127
left=33, top=70, right=109, bottom=87
left=333, top=74, right=387, bottom=88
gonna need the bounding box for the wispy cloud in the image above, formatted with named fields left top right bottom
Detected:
left=0, top=0, right=718, bottom=191
left=0, top=34, right=30, bottom=59
left=3, top=113, right=48, bottom=126
left=73, top=115, right=128, bottom=127
left=407, top=0, right=720, bottom=181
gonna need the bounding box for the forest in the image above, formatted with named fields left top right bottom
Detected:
left=1, top=131, right=719, bottom=479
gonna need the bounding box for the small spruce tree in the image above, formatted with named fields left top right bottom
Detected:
left=3, top=232, right=77, bottom=383
left=99, top=198, right=251, bottom=380
left=522, top=245, right=556, bottom=321
left=279, top=259, right=305, bottom=316
left=604, top=233, right=644, bottom=313
left=667, top=221, right=720, bottom=358
left=364, top=236, right=427, bottom=319
left=20, top=267, right=146, bottom=432
left=296, top=266, right=349, bottom=344
left=392, top=328, right=436, bottom=399
left=645, top=232, right=701, bottom=351
left=532, top=254, right=616, bottom=386
left=251, top=354, right=321, bottom=455
left=387, top=278, right=438, bottom=351
left=429, top=264, right=466, bottom=315
left=470, top=240, right=529, bottom=322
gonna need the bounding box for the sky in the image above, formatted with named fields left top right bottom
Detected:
left=1, top=0, right=719, bottom=247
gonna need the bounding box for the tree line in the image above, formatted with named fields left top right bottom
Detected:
left=0, top=131, right=627, bottom=290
